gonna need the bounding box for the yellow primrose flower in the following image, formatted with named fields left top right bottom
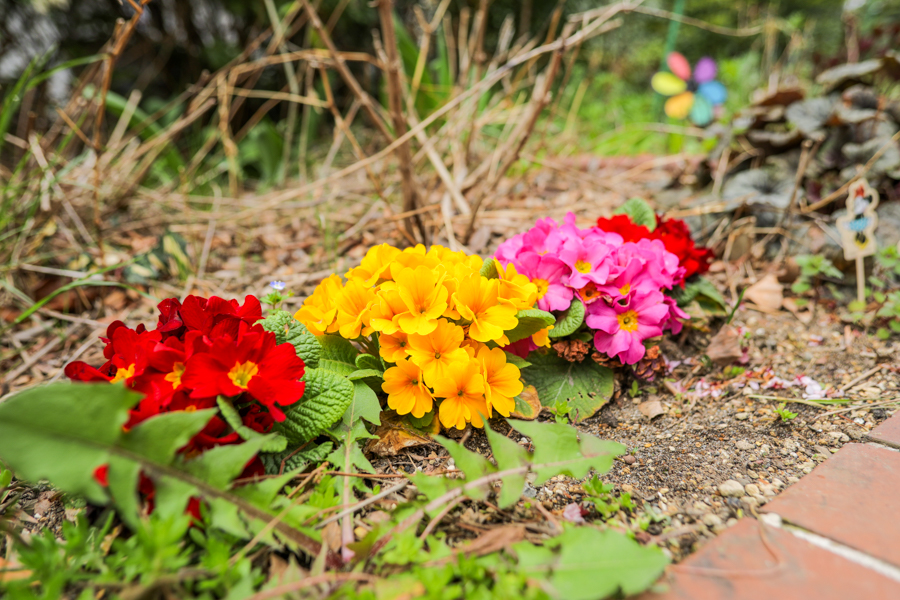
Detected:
left=379, top=331, right=409, bottom=363
left=382, top=358, right=433, bottom=418
left=335, top=279, right=376, bottom=339
left=497, top=261, right=539, bottom=310
left=434, top=359, right=488, bottom=430
left=477, top=346, right=523, bottom=418
left=406, top=319, right=468, bottom=387
left=346, top=244, right=401, bottom=286
left=461, top=338, right=486, bottom=358
left=389, top=245, right=438, bottom=278
left=453, top=274, right=518, bottom=343
left=394, top=265, right=449, bottom=336
left=368, top=284, right=407, bottom=335
left=532, top=326, right=553, bottom=348
left=295, top=274, right=343, bottom=334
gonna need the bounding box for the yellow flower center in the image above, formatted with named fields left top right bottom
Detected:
left=533, top=278, right=549, bottom=299
left=184, top=405, right=197, bottom=412
left=617, top=310, right=639, bottom=333
left=164, top=362, right=185, bottom=389
left=228, top=360, right=259, bottom=389
left=110, top=364, right=135, bottom=383
left=619, top=283, right=631, bottom=296
left=574, top=260, right=592, bottom=274
left=434, top=352, right=442, bottom=359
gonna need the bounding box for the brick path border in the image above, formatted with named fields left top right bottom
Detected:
left=635, top=411, right=900, bottom=600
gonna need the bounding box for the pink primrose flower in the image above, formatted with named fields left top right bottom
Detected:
left=516, top=252, right=573, bottom=312
left=586, top=291, right=669, bottom=364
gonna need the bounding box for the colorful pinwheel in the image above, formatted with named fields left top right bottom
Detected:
left=651, top=52, right=727, bottom=126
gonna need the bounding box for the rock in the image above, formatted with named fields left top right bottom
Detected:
left=771, top=478, right=786, bottom=488
left=718, top=480, right=745, bottom=498
left=827, top=431, right=850, bottom=443
left=693, top=501, right=710, bottom=513
left=747, top=469, right=759, bottom=479
left=752, top=494, right=768, bottom=505
left=740, top=496, right=759, bottom=511
left=814, top=445, right=833, bottom=459
left=735, top=440, right=754, bottom=450
left=759, top=444, right=770, bottom=455
left=702, top=513, right=723, bottom=528
left=745, top=484, right=761, bottom=496
left=787, top=476, right=800, bottom=483
left=735, top=412, right=751, bottom=421
left=622, top=455, right=636, bottom=465
left=845, top=426, right=865, bottom=440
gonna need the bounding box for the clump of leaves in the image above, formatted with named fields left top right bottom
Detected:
left=774, top=402, right=798, bottom=422
left=0, top=380, right=668, bottom=599
left=791, top=254, right=843, bottom=294
left=582, top=475, right=635, bottom=518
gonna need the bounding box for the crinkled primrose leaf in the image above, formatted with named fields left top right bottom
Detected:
left=257, top=309, right=320, bottom=368
left=521, top=351, right=614, bottom=422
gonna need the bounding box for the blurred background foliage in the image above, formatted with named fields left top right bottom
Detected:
left=2, top=0, right=900, bottom=178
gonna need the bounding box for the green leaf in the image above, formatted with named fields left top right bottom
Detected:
left=348, top=369, right=382, bottom=381
left=548, top=299, right=585, bottom=338
left=876, top=327, right=891, bottom=340
left=504, top=352, right=531, bottom=369
left=275, top=368, right=355, bottom=445
left=0, top=383, right=139, bottom=504
left=258, top=309, right=320, bottom=369
left=484, top=428, right=529, bottom=508
left=326, top=441, right=374, bottom=476
left=613, top=198, right=656, bottom=231
left=514, top=527, right=668, bottom=599
left=436, top=436, right=495, bottom=500
left=355, top=353, right=383, bottom=373
left=505, top=309, right=556, bottom=344
left=674, top=276, right=727, bottom=313
left=260, top=442, right=334, bottom=475
left=510, top=421, right=623, bottom=485
left=522, top=352, right=614, bottom=422
left=217, top=397, right=288, bottom=453
left=480, top=256, right=499, bottom=279
left=317, top=335, right=358, bottom=376
left=345, top=380, right=382, bottom=427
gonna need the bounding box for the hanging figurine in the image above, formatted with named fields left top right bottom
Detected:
left=836, top=178, right=879, bottom=302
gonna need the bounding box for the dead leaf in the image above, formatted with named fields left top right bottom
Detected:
left=364, top=412, right=434, bottom=457
left=744, top=274, right=783, bottom=313
left=453, top=525, right=526, bottom=558
left=783, top=297, right=813, bottom=324
left=510, top=385, right=541, bottom=420
left=638, top=397, right=665, bottom=419
left=0, top=558, right=31, bottom=583
left=322, top=521, right=342, bottom=552
left=706, top=324, right=743, bottom=366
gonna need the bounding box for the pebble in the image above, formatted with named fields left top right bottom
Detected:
left=622, top=455, right=637, bottom=465
left=718, top=480, right=745, bottom=497
left=745, top=484, right=760, bottom=496
left=787, top=476, right=800, bottom=483
left=827, top=431, right=850, bottom=443
left=759, top=444, right=770, bottom=456
left=747, top=469, right=759, bottom=479
left=735, top=413, right=751, bottom=421
left=752, top=494, right=768, bottom=505
left=702, top=513, right=723, bottom=528
left=735, top=440, right=754, bottom=450
left=740, top=496, right=759, bottom=511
